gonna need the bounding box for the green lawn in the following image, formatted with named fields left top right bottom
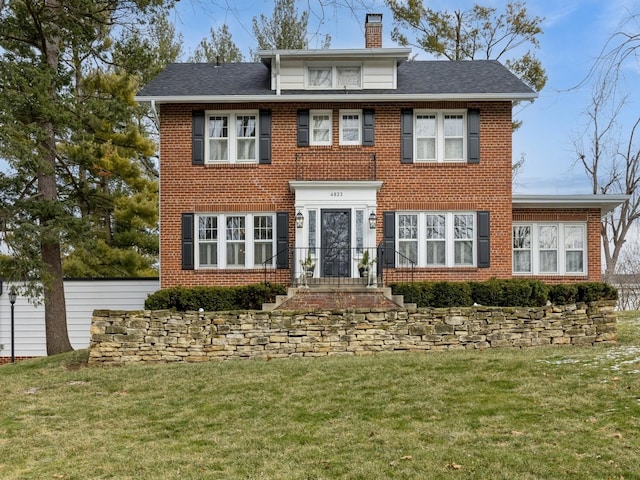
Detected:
left=1, top=312, right=640, bottom=479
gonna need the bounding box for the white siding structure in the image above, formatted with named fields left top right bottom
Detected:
left=0, top=278, right=159, bottom=359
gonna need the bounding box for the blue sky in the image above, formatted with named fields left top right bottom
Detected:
left=169, top=0, right=640, bottom=194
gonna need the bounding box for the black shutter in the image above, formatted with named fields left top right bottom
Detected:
left=259, top=109, right=272, bottom=164
left=182, top=213, right=195, bottom=270
left=192, top=111, right=205, bottom=165
left=276, top=212, right=289, bottom=269
left=401, top=109, right=413, bottom=163
left=477, top=210, right=490, bottom=268
left=382, top=211, right=396, bottom=268
left=467, top=109, right=480, bottom=164
left=362, top=109, right=375, bottom=146
left=297, top=109, right=309, bottom=147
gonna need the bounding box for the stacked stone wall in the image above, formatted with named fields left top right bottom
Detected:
left=88, top=302, right=617, bottom=365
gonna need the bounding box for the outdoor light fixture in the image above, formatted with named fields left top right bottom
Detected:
left=0, top=277, right=3, bottom=296
left=368, top=211, right=377, bottom=229
left=296, top=211, right=304, bottom=228
left=9, top=286, right=17, bottom=363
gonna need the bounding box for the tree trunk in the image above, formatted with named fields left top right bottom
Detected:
left=40, top=0, right=72, bottom=355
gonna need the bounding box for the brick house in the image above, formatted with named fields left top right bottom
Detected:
left=136, top=14, right=626, bottom=290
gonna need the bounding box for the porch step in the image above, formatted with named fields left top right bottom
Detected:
left=262, top=280, right=416, bottom=311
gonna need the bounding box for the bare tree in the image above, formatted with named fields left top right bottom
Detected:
left=574, top=71, right=640, bottom=283
left=574, top=10, right=640, bottom=283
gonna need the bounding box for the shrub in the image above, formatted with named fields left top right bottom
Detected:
left=144, top=283, right=287, bottom=311
left=548, top=284, right=579, bottom=305
left=470, top=279, right=548, bottom=307
left=391, top=279, right=614, bottom=308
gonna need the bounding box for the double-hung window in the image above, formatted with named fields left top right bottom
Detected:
left=512, top=223, right=586, bottom=275
left=415, top=111, right=466, bottom=162
left=398, top=212, right=476, bottom=267
left=206, top=111, right=258, bottom=163
left=310, top=110, right=332, bottom=146
left=339, top=110, right=362, bottom=145
left=196, top=213, right=275, bottom=269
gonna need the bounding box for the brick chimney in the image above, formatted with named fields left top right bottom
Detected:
left=365, top=13, right=383, bottom=48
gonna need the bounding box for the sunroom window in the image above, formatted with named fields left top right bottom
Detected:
left=512, top=223, right=586, bottom=275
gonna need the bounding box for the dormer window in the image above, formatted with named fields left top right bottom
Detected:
left=306, top=63, right=362, bottom=89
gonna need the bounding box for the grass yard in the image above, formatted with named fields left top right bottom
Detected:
left=1, top=313, right=640, bottom=479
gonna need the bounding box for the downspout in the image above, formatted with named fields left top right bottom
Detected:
left=150, top=99, right=160, bottom=129
left=275, top=53, right=281, bottom=96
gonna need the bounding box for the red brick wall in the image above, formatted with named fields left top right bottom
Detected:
left=158, top=101, right=515, bottom=287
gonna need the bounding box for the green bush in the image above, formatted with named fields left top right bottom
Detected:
left=391, top=279, right=615, bottom=308
left=144, top=283, right=287, bottom=311
left=548, top=284, right=579, bottom=305
left=470, top=279, right=548, bottom=307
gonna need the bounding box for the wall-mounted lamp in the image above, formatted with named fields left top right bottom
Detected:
left=296, top=211, right=304, bottom=229
left=0, top=277, right=3, bottom=296
left=368, top=211, right=377, bottom=229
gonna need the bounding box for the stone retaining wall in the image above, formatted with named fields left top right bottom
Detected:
left=88, top=301, right=617, bottom=365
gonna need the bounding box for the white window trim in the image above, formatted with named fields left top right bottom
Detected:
left=397, top=212, right=477, bottom=267
left=414, top=110, right=467, bottom=163
left=310, top=109, right=333, bottom=146
left=512, top=222, right=587, bottom=276
left=339, top=109, right=362, bottom=145
left=195, top=213, right=276, bottom=269
left=205, top=110, right=259, bottom=164
left=305, top=63, right=363, bottom=90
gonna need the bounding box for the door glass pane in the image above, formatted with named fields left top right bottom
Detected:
left=321, top=210, right=351, bottom=277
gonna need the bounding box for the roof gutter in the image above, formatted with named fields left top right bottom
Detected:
left=134, top=92, right=538, bottom=104
left=512, top=194, right=629, bottom=216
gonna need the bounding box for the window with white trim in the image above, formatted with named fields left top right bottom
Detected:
left=196, top=213, right=275, bottom=268
left=398, top=212, right=477, bottom=267
left=310, top=110, right=332, bottom=146
left=206, top=111, right=258, bottom=163
left=339, top=110, right=362, bottom=145
left=512, top=223, right=586, bottom=275
left=306, top=64, right=362, bottom=89
left=415, top=111, right=466, bottom=162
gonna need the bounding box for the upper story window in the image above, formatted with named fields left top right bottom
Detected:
left=339, top=110, right=362, bottom=145
left=310, top=110, right=332, bottom=146
left=513, top=223, right=586, bottom=275
left=415, top=111, right=466, bottom=162
left=306, top=64, right=362, bottom=89
left=206, top=110, right=258, bottom=163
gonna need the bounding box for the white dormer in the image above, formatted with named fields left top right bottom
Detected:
left=259, top=48, right=411, bottom=93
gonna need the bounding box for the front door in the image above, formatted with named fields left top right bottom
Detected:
left=321, top=209, right=351, bottom=277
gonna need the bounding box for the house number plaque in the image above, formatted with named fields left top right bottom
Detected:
left=330, top=191, right=343, bottom=197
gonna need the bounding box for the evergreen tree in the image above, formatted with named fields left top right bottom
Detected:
left=251, top=0, right=330, bottom=59
left=190, top=24, right=244, bottom=63
left=0, top=0, right=176, bottom=355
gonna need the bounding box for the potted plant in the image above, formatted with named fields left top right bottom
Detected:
left=301, top=252, right=315, bottom=277
left=358, top=250, right=375, bottom=277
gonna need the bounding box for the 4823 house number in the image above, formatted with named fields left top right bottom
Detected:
left=330, top=191, right=343, bottom=197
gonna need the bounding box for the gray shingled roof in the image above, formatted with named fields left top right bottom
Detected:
left=137, top=59, right=534, bottom=98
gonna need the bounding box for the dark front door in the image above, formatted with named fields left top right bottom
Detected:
left=321, top=209, right=351, bottom=277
